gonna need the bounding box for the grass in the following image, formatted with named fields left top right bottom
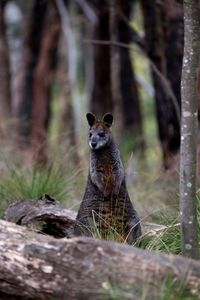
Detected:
left=159, top=277, right=198, bottom=300
left=138, top=214, right=181, bottom=254
left=102, top=275, right=198, bottom=300
left=0, top=141, right=86, bottom=216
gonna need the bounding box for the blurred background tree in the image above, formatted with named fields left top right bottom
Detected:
left=0, top=0, right=184, bottom=169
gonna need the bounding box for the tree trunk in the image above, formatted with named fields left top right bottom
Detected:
left=30, top=2, right=61, bottom=166
left=0, top=0, right=11, bottom=136
left=56, top=0, right=84, bottom=166
left=164, top=0, right=183, bottom=155
left=57, top=64, right=80, bottom=165
left=141, top=0, right=182, bottom=168
left=0, top=219, right=200, bottom=300
left=109, top=0, right=123, bottom=144
left=119, top=0, right=145, bottom=153
left=14, top=0, right=48, bottom=146
left=179, top=0, right=200, bottom=259
left=90, top=1, right=112, bottom=115
left=90, top=1, right=144, bottom=151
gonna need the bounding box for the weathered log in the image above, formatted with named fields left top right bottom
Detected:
left=4, top=197, right=166, bottom=239
left=0, top=219, right=199, bottom=300
left=4, top=195, right=76, bottom=238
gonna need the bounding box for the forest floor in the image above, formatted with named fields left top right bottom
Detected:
left=0, top=137, right=187, bottom=253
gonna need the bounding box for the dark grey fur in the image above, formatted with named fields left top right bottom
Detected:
left=75, top=113, right=141, bottom=244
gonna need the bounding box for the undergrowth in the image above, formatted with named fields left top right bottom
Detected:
left=0, top=143, right=85, bottom=216
left=1, top=140, right=199, bottom=256
left=0, top=141, right=199, bottom=300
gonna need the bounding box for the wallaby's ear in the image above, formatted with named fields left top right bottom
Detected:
left=86, top=113, right=96, bottom=127
left=103, top=113, right=113, bottom=128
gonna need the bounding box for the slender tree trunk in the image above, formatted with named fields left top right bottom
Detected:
left=119, top=0, right=145, bottom=152
left=109, top=0, right=123, bottom=144
left=90, top=1, right=112, bottom=115
left=56, top=0, right=84, bottom=166
left=30, top=2, right=61, bottom=166
left=179, top=0, right=200, bottom=259
left=90, top=1, right=144, bottom=150
left=0, top=0, right=11, bottom=136
left=57, top=63, right=80, bottom=165
left=14, top=0, right=48, bottom=146
left=141, top=0, right=182, bottom=168
left=164, top=0, right=183, bottom=154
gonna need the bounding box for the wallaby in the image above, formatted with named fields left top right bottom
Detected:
left=75, top=113, right=141, bottom=244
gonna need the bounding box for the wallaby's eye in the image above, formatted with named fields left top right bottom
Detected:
left=89, top=132, right=92, bottom=138
left=98, top=132, right=105, bottom=138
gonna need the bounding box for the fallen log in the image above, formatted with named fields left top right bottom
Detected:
left=4, top=195, right=77, bottom=238
left=4, top=197, right=167, bottom=239
left=0, top=219, right=199, bottom=300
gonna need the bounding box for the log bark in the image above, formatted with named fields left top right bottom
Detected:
left=4, top=195, right=76, bottom=238
left=0, top=219, right=200, bottom=300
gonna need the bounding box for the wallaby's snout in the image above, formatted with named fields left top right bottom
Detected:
left=91, top=139, right=97, bottom=149
left=89, top=132, right=106, bottom=150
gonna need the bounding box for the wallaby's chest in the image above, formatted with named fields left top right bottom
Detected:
left=91, top=155, right=118, bottom=189
left=98, top=163, right=115, bottom=187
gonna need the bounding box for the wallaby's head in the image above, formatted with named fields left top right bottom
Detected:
left=86, top=113, right=113, bottom=150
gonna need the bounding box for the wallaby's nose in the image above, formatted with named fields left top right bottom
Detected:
left=91, top=142, right=97, bottom=148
